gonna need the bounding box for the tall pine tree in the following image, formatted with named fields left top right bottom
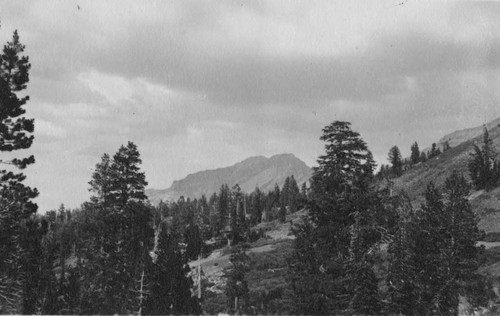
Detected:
left=143, top=225, right=200, bottom=315
left=469, top=127, right=499, bottom=190
left=0, top=29, right=38, bottom=314
left=291, top=121, right=382, bottom=314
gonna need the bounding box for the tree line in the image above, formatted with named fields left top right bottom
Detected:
left=378, top=140, right=450, bottom=179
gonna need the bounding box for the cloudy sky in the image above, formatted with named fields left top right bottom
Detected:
left=2, top=0, right=500, bottom=212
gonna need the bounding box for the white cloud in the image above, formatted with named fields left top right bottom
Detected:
left=2, top=1, right=500, bottom=212
left=36, top=119, right=66, bottom=138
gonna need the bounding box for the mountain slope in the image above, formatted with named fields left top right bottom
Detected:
left=437, top=117, right=500, bottom=148
left=391, top=117, right=500, bottom=234
left=146, top=153, right=312, bottom=204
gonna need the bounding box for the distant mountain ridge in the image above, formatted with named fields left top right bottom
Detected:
left=437, top=117, right=500, bottom=149
left=146, top=153, right=312, bottom=204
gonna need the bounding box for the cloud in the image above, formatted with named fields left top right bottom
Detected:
left=36, top=119, right=66, bottom=138
left=2, top=0, right=500, bottom=212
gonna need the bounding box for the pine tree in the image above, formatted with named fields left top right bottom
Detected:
left=388, top=145, right=403, bottom=176
left=469, top=127, right=499, bottom=189
left=184, top=223, right=202, bottom=261
left=308, top=121, right=376, bottom=251
left=278, top=204, right=287, bottom=223
left=89, top=153, right=113, bottom=206
left=438, top=172, right=484, bottom=314
left=386, top=194, right=418, bottom=315
left=281, top=176, right=291, bottom=211
left=79, top=143, right=153, bottom=314
left=413, top=182, right=446, bottom=314
left=410, top=176, right=483, bottom=315
left=301, top=182, right=307, bottom=200
left=410, top=141, right=420, bottom=165
left=288, top=175, right=300, bottom=213
left=224, top=244, right=250, bottom=314
left=110, top=141, right=148, bottom=206
left=347, top=211, right=381, bottom=315
left=144, top=226, right=200, bottom=315
left=0, top=30, right=38, bottom=313
left=216, top=184, right=230, bottom=236
left=249, top=187, right=264, bottom=225
left=292, top=121, right=381, bottom=314
left=429, top=143, right=440, bottom=159
left=420, top=151, right=427, bottom=163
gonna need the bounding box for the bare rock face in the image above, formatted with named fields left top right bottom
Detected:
left=146, top=153, right=312, bottom=204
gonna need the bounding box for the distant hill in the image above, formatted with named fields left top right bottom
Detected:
left=146, top=153, right=312, bottom=205
left=390, top=117, right=500, bottom=234
left=437, top=117, right=500, bottom=148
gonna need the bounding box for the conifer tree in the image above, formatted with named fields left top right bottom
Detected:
left=386, top=194, right=418, bottom=315
left=281, top=176, right=291, bottom=210
left=347, top=211, right=381, bottom=315
left=429, top=143, right=440, bottom=159
left=80, top=142, right=153, bottom=314
left=249, top=187, right=264, bottom=225
left=216, top=184, right=231, bottom=235
left=292, top=121, right=381, bottom=314
left=110, top=141, right=148, bottom=206
left=413, top=182, right=445, bottom=314
left=388, top=145, right=403, bottom=176
left=420, top=151, right=427, bottom=163
left=184, top=223, right=202, bottom=260
left=469, top=127, right=499, bottom=189
left=144, top=226, right=200, bottom=315
left=410, top=141, right=420, bottom=165
left=410, top=175, right=483, bottom=315
left=288, top=175, right=300, bottom=213
left=301, top=182, right=307, bottom=200
left=0, top=29, right=38, bottom=313
left=224, top=244, right=250, bottom=314
left=88, top=153, right=113, bottom=206
left=278, top=204, right=287, bottom=223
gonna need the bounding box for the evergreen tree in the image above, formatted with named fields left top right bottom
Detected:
left=292, top=121, right=381, bottom=314
left=216, top=184, right=230, bottom=236
left=420, top=151, right=427, bottom=163
left=443, top=140, right=451, bottom=152
left=224, top=244, right=250, bottom=314
left=410, top=175, right=483, bottom=315
left=79, top=143, right=153, bottom=314
left=469, top=127, right=499, bottom=189
left=144, top=225, right=201, bottom=315
left=288, top=175, right=300, bottom=213
left=110, top=141, right=148, bottom=206
left=0, top=30, right=38, bottom=313
left=438, top=172, right=484, bottom=314
left=249, top=187, right=264, bottom=225
left=300, top=182, right=307, bottom=200
left=346, top=211, right=381, bottom=315
left=388, top=145, right=403, bottom=176
left=273, top=183, right=281, bottom=208
left=410, top=141, right=420, bottom=165
left=281, top=176, right=291, bottom=211
left=413, top=182, right=446, bottom=314
left=429, top=143, right=439, bottom=159
left=184, top=223, right=202, bottom=260
left=88, top=153, right=113, bottom=206
left=278, top=204, right=287, bottom=223
left=386, top=194, right=418, bottom=315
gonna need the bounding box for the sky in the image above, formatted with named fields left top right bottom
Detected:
left=1, top=0, right=500, bottom=212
